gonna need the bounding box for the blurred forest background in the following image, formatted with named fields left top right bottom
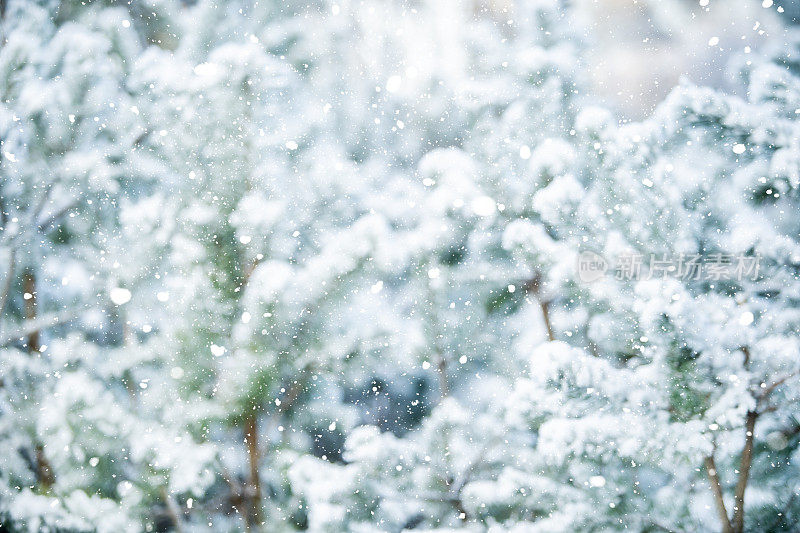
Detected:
left=1, top=0, right=799, bottom=532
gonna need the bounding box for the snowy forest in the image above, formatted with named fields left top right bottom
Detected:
left=1, top=0, right=800, bottom=531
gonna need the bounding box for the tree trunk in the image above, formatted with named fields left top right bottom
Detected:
left=161, top=486, right=185, bottom=533
left=244, top=413, right=263, bottom=527
left=34, top=444, right=55, bottom=490
left=539, top=298, right=555, bottom=342
left=732, top=411, right=758, bottom=533
left=24, top=270, right=54, bottom=490
left=437, top=353, right=449, bottom=398
left=522, top=273, right=555, bottom=342
left=704, top=454, right=733, bottom=533
left=23, top=270, right=39, bottom=352
left=0, top=248, right=15, bottom=320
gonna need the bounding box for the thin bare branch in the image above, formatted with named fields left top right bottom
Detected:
left=37, top=199, right=78, bottom=232
left=758, top=371, right=800, bottom=402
